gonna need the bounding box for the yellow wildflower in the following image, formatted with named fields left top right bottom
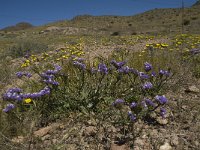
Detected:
left=24, top=98, right=32, bottom=104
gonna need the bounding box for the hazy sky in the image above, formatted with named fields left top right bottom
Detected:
left=0, top=0, right=197, bottom=29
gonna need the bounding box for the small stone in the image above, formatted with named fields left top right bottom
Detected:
left=34, top=126, right=52, bottom=137
left=181, top=105, right=187, bottom=110
left=52, top=139, right=57, bottom=144
left=142, top=134, right=147, bottom=139
left=194, top=140, right=199, bottom=146
left=41, top=134, right=51, bottom=141
left=11, top=136, right=24, bottom=143
left=43, top=140, right=51, bottom=146
left=86, top=119, right=97, bottom=126
left=171, top=135, right=179, bottom=146
left=59, top=124, right=65, bottom=129
left=157, top=118, right=168, bottom=125
left=110, top=142, right=130, bottom=150
left=34, top=123, right=60, bottom=137
left=83, top=126, right=97, bottom=137
left=159, top=142, right=172, bottom=150
left=185, top=85, right=200, bottom=93
left=135, top=138, right=144, bottom=146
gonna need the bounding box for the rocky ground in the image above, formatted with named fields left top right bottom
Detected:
left=3, top=78, right=199, bottom=150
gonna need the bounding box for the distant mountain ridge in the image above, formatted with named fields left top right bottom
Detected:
left=193, top=0, right=200, bottom=6
left=1, top=22, right=33, bottom=31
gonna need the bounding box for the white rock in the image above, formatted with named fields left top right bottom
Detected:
left=185, top=85, right=199, bottom=93
left=159, top=142, right=172, bottom=150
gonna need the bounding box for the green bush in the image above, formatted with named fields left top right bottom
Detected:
left=5, top=40, right=48, bottom=58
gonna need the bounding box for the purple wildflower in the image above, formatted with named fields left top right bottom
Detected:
left=151, top=71, right=156, bottom=77
left=190, top=48, right=200, bottom=55
left=26, top=73, right=32, bottom=78
left=3, top=88, right=23, bottom=101
left=144, top=62, right=152, bottom=72
left=130, top=102, right=137, bottom=109
left=128, top=111, right=136, bottom=122
left=141, top=101, right=147, bottom=108
left=22, top=87, right=51, bottom=99
left=98, top=63, right=108, bottom=74
left=159, top=70, right=165, bottom=75
left=45, top=64, right=62, bottom=75
left=142, top=82, right=153, bottom=90
left=46, top=69, right=57, bottom=75
left=155, top=95, right=168, bottom=104
left=8, top=88, right=22, bottom=93
left=3, top=104, right=15, bottom=113
left=145, top=99, right=155, bottom=107
left=73, top=61, right=86, bottom=70
left=16, top=72, right=23, bottom=78
left=129, top=68, right=139, bottom=75
left=54, top=64, right=62, bottom=72
left=110, top=60, right=126, bottom=69
left=159, top=70, right=170, bottom=77
left=139, top=72, right=149, bottom=79
left=38, top=87, right=51, bottom=96
left=118, top=66, right=130, bottom=74
left=160, top=107, right=167, bottom=118
left=44, top=78, right=59, bottom=86
left=16, top=71, right=32, bottom=78
left=112, top=99, right=125, bottom=107
left=76, top=57, right=85, bottom=62
left=91, top=67, right=97, bottom=74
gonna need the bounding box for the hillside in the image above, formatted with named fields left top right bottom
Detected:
left=27, top=3, right=200, bottom=35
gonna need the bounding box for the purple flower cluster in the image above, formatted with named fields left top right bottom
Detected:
left=145, top=99, right=155, bottom=107
left=3, top=86, right=51, bottom=102
left=144, top=62, right=152, bottom=72
left=159, top=70, right=170, bottom=77
left=16, top=71, right=32, bottom=78
left=3, top=104, right=15, bottom=113
left=142, top=82, right=153, bottom=90
left=139, top=72, right=149, bottom=79
left=118, top=66, right=131, bottom=74
left=130, top=102, right=137, bottom=109
left=43, top=76, right=59, bottom=86
left=110, top=60, right=138, bottom=75
left=190, top=48, right=200, bottom=55
left=73, top=61, right=86, bottom=70
left=91, top=67, right=98, bottom=74
left=129, top=68, right=139, bottom=75
left=3, top=88, right=23, bottom=101
left=151, top=71, right=156, bottom=77
left=41, top=64, right=61, bottom=86
left=45, top=64, right=62, bottom=75
left=141, top=100, right=148, bottom=108
left=23, top=87, right=51, bottom=99
left=98, top=63, right=108, bottom=74
left=155, top=95, right=168, bottom=104
left=128, top=111, right=136, bottom=122
left=160, top=107, right=167, bottom=118
left=110, top=60, right=126, bottom=69
left=112, top=99, right=125, bottom=107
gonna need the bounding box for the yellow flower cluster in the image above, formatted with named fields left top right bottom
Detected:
left=20, top=40, right=86, bottom=67
left=173, top=34, right=200, bottom=50
left=146, top=43, right=169, bottom=49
